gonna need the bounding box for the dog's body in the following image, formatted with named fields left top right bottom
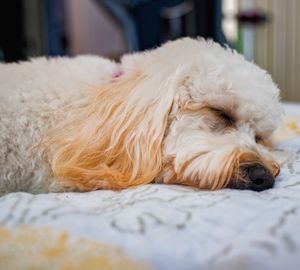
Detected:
left=0, top=38, right=282, bottom=195
left=0, top=56, right=118, bottom=194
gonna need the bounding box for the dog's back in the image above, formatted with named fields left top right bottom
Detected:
left=0, top=56, right=117, bottom=194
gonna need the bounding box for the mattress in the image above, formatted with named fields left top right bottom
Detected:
left=1, top=103, right=300, bottom=270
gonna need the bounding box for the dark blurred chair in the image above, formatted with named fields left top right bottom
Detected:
left=97, top=0, right=226, bottom=52
left=99, top=0, right=139, bottom=52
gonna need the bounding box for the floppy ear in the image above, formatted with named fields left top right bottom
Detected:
left=43, top=66, right=177, bottom=191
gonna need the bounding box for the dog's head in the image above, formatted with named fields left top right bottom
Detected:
left=45, top=38, right=282, bottom=191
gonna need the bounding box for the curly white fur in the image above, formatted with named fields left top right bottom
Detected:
left=0, top=38, right=282, bottom=195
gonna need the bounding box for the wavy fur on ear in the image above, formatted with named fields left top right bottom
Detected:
left=42, top=69, right=175, bottom=190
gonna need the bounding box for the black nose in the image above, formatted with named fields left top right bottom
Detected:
left=247, top=165, right=274, bottom=191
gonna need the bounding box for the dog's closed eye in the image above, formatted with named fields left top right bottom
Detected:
left=255, top=135, right=262, bottom=143
left=209, top=108, right=235, bottom=127
left=254, top=135, right=272, bottom=148
left=201, top=107, right=235, bottom=132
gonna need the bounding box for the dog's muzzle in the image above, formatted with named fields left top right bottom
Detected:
left=228, top=164, right=275, bottom=191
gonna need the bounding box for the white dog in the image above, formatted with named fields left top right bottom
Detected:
left=0, top=38, right=282, bottom=195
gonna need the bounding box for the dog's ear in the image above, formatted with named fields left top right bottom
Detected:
left=43, top=66, right=177, bottom=191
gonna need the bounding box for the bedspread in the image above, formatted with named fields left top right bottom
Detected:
left=1, top=103, right=300, bottom=270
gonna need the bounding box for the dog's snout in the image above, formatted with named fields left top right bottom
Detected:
left=247, top=165, right=274, bottom=191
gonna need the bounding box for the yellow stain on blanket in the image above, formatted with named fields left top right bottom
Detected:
left=272, top=117, right=300, bottom=142
left=0, top=226, right=149, bottom=270
left=287, top=121, right=300, bottom=134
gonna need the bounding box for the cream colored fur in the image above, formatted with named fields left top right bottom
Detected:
left=0, top=38, right=282, bottom=195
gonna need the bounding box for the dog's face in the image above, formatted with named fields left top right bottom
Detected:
left=45, top=38, right=282, bottom=192
left=160, top=87, right=281, bottom=191
left=155, top=39, right=282, bottom=191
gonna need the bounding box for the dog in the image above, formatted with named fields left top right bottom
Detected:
left=0, top=38, right=282, bottom=195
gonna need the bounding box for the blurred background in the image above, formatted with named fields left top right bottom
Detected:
left=0, top=0, right=299, bottom=101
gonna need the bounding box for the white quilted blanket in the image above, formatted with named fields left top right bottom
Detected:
left=1, top=104, right=300, bottom=270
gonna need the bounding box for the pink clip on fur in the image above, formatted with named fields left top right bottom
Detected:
left=112, top=67, right=123, bottom=79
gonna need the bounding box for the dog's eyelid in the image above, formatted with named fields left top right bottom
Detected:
left=210, top=107, right=235, bottom=124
